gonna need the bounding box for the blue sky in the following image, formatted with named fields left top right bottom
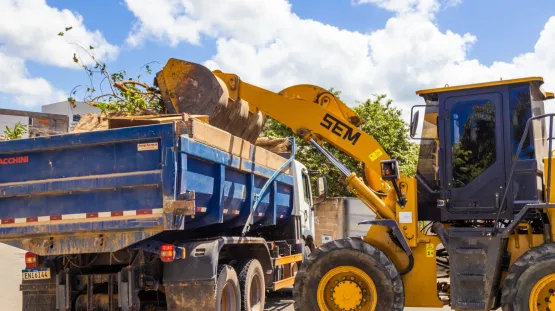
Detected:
left=1, top=0, right=555, bottom=118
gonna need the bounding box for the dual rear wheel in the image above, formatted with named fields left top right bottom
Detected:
left=216, top=259, right=265, bottom=311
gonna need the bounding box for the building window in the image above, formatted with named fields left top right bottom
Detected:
left=451, top=99, right=496, bottom=188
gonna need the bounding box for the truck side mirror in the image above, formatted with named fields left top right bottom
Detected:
left=317, top=176, right=328, bottom=200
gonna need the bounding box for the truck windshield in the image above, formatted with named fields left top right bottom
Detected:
left=301, top=172, right=312, bottom=205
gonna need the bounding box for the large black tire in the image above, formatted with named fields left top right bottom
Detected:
left=293, top=238, right=404, bottom=311
left=216, top=264, right=241, bottom=311
left=501, top=243, right=555, bottom=311
left=237, top=259, right=266, bottom=311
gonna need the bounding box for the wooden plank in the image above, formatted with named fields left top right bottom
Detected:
left=253, top=146, right=289, bottom=173
left=105, top=114, right=291, bottom=174
left=273, top=276, right=296, bottom=291
left=274, top=254, right=303, bottom=266
left=190, top=119, right=290, bottom=174
left=190, top=118, right=252, bottom=159
left=108, top=114, right=184, bottom=129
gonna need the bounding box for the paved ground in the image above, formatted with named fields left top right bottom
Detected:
left=0, top=244, right=25, bottom=311
left=265, top=289, right=453, bottom=311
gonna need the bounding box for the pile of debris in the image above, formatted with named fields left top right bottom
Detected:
left=70, top=58, right=290, bottom=153
left=71, top=112, right=291, bottom=155
left=71, top=111, right=155, bottom=133
left=254, top=137, right=292, bottom=154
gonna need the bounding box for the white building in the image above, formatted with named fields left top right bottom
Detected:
left=41, top=101, right=101, bottom=130
left=0, top=108, right=69, bottom=140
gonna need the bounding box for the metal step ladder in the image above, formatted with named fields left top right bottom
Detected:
left=446, top=227, right=507, bottom=310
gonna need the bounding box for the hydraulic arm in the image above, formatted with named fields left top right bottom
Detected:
left=156, top=58, right=399, bottom=220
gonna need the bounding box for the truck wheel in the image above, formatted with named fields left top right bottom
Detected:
left=216, top=264, right=241, bottom=311
left=237, top=259, right=265, bottom=311
left=501, top=243, right=555, bottom=311
left=293, top=238, right=404, bottom=311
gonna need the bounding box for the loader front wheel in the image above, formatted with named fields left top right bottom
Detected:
left=501, top=243, right=555, bottom=311
left=293, top=238, right=404, bottom=311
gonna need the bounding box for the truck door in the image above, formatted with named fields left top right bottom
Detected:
left=442, top=92, right=505, bottom=216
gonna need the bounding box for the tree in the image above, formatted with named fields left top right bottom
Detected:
left=261, top=93, right=419, bottom=197
left=3, top=121, right=27, bottom=140
left=60, top=27, right=164, bottom=115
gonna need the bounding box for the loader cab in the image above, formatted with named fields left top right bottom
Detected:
left=412, top=77, right=554, bottom=222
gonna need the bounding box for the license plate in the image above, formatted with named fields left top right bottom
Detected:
left=22, top=268, right=51, bottom=280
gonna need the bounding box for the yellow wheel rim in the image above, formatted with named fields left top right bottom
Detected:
left=316, top=266, right=378, bottom=311
left=529, top=273, right=555, bottom=311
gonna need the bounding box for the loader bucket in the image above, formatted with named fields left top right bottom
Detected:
left=155, top=58, right=266, bottom=143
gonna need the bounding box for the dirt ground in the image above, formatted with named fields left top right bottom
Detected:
left=0, top=243, right=459, bottom=311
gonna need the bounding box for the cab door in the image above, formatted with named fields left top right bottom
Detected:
left=442, top=92, right=505, bottom=217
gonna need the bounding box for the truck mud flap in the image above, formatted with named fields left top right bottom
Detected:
left=21, top=280, right=56, bottom=311
left=165, top=280, right=217, bottom=311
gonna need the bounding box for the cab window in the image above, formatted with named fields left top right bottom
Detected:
left=509, top=84, right=534, bottom=159
left=451, top=99, right=496, bottom=188
left=416, top=104, right=440, bottom=190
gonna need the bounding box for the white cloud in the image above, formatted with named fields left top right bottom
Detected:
left=0, top=53, right=67, bottom=108
left=125, top=0, right=293, bottom=47
left=0, top=0, right=118, bottom=109
left=0, top=0, right=119, bottom=68
left=353, top=0, right=461, bottom=16
left=353, top=0, right=438, bottom=15
left=124, top=0, right=555, bottom=122
left=0, top=52, right=66, bottom=108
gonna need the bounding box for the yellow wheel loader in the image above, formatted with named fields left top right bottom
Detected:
left=157, top=58, right=555, bottom=311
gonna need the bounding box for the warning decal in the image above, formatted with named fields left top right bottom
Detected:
left=426, top=243, right=435, bottom=258
left=368, top=149, right=383, bottom=162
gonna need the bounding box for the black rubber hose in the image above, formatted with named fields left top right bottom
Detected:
left=399, top=254, right=414, bottom=275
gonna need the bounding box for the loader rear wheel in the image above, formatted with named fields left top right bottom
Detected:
left=501, top=243, right=555, bottom=311
left=293, top=238, right=404, bottom=311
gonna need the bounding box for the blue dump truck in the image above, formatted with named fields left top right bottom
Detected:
left=0, top=116, right=317, bottom=311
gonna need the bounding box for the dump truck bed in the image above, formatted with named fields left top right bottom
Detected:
left=0, top=120, right=294, bottom=256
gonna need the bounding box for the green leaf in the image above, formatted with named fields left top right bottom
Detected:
left=73, top=53, right=79, bottom=63
left=65, top=26, right=73, bottom=31
left=58, top=32, right=64, bottom=36
left=89, top=45, right=94, bottom=50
